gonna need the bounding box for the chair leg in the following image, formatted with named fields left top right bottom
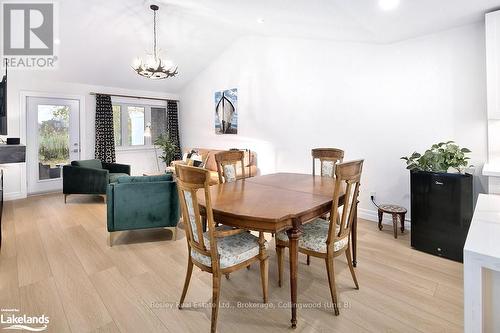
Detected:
left=257, top=231, right=268, bottom=303
left=64, top=194, right=68, bottom=204
left=345, top=247, right=359, bottom=289
left=400, top=213, right=405, bottom=233
left=225, top=273, right=230, bottom=280
left=107, top=232, right=116, bottom=247
left=179, top=258, right=194, bottom=309
left=260, top=257, right=269, bottom=303
left=165, top=227, right=177, bottom=241
left=306, top=255, right=311, bottom=266
left=392, top=214, right=398, bottom=239
left=325, top=257, right=340, bottom=316
left=378, top=209, right=383, bottom=230
left=211, top=274, right=222, bottom=333
left=276, top=245, right=284, bottom=287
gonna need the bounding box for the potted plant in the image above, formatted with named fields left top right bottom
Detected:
left=401, top=141, right=473, bottom=263
left=154, top=131, right=177, bottom=168
left=401, top=141, right=472, bottom=173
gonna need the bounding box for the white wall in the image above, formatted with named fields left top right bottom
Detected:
left=179, top=23, right=488, bottom=221
left=1, top=74, right=179, bottom=199
left=484, top=268, right=500, bottom=332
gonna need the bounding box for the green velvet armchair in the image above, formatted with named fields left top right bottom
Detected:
left=106, top=174, right=180, bottom=246
left=62, top=159, right=131, bottom=203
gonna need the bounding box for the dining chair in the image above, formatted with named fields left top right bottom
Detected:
left=215, top=150, right=246, bottom=184
left=311, top=148, right=344, bottom=178
left=308, top=148, right=345, bottom=264
left=175, top=164, right=269, bottom=333
left=215, top=150, right=258, bottom=275
left=276, top=159, right=363, bottom=316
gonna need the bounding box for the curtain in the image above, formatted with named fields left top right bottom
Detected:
left=166, top=100, right=181, bottom=160
left=94, top=94, right=116, bottom=163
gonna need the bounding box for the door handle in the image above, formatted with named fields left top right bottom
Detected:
left=435, top=181, right=444, bottom=185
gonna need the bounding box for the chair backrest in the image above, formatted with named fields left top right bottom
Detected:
left=327, top=160, right=364, bottom=252
left=71, top=159, right=103, bottom=169
left=175, top=164, right=219, bottom=268
left=311, top=148, right=344, bottom=177
left=214, top=150, right=245, bottom=184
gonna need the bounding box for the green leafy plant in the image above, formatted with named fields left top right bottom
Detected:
left=401, top=141, right=472, bottom=173
left=154, top=131, right=177, bottom=166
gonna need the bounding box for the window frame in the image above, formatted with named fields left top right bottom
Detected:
left=111, top=98, right=167, bottom=151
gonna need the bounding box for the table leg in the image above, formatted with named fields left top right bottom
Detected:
left=287, top=219, right=302, bottom=329
left=352, top=200, right=359, bottom=267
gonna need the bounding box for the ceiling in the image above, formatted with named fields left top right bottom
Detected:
left=38, top=0, right=500, bottom=92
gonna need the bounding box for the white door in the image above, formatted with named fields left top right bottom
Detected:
left=27, top=97, right=80, bottom=194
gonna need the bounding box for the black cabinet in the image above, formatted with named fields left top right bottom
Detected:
left=410, top=171, right=473, bottom=262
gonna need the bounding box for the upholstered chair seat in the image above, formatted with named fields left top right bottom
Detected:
left=276, top=218, right=348, bottom=253
left=192, top=228, right=269, bottom=268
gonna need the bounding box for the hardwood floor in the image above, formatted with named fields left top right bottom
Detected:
left=0, top=194, right=463, bottom=332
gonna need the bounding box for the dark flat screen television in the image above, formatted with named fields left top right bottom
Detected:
left=0, top=67, right=6, bottom=135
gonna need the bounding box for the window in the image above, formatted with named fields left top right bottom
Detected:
left=127, top=106, right=145, bottom=145
left=111, top=101, right=167, bottom=148
left=112, top=105, right=121, bottom=146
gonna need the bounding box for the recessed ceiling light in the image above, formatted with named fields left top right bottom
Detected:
left=378, top=0, right=400, bottom=11
left=257, top=18, right=265, bottom=24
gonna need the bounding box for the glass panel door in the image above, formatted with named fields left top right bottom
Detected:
left=27, top=97, right=80, bottom=194
left=37, top=105, right=70, bottom=180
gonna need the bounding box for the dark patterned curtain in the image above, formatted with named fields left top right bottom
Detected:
left=94, top=94, right=116, bottom=163
left=166, top=100, right=181, bottom=160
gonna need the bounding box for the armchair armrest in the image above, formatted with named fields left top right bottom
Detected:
left=63, top=165, right=109, bottom=194
left=102, top=162, right=131, bottom=175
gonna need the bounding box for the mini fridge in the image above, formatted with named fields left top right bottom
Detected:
left=410, top=170, right=473, bottom=262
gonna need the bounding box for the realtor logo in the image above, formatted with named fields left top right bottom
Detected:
left=1, top=2, right=58, bottom=69
left=1, top=308, right=49, bottom=331
left=3, top=3, right=53, bottom=55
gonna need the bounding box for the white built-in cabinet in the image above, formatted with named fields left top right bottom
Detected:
left=486, top=10, right=500, bottom=119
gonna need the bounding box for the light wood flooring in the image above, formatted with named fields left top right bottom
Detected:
left=0, top=193, right=463, bottom=332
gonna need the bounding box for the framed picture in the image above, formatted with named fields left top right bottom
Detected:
left=215, top=88, right=237, bottom=134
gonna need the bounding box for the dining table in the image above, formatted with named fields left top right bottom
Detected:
left=196, top=173, right=357, bottom=328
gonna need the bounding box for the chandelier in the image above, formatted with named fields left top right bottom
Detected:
left=132, top=5, right=178, bottom=79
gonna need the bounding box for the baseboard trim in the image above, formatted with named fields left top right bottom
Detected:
left=358, top=207, right=411, bottom=230
left=4, top=192, right=27, bottom=201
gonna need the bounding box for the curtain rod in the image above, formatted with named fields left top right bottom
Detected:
left=89, top=92, right=178, bottom=102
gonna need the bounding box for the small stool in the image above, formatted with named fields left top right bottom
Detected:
left=377, top=204, right=407, bottom=239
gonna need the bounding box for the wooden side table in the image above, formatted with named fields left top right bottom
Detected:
left=377, top=204, right=407, bottom=239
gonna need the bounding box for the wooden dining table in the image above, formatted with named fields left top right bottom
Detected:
left=197, top=173, right=357, bottom=328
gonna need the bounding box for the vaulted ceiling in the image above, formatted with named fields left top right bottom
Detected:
left=36, top=0, right=500, bottom=92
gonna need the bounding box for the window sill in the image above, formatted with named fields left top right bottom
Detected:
left=115, top=146, right=157, bottom=153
